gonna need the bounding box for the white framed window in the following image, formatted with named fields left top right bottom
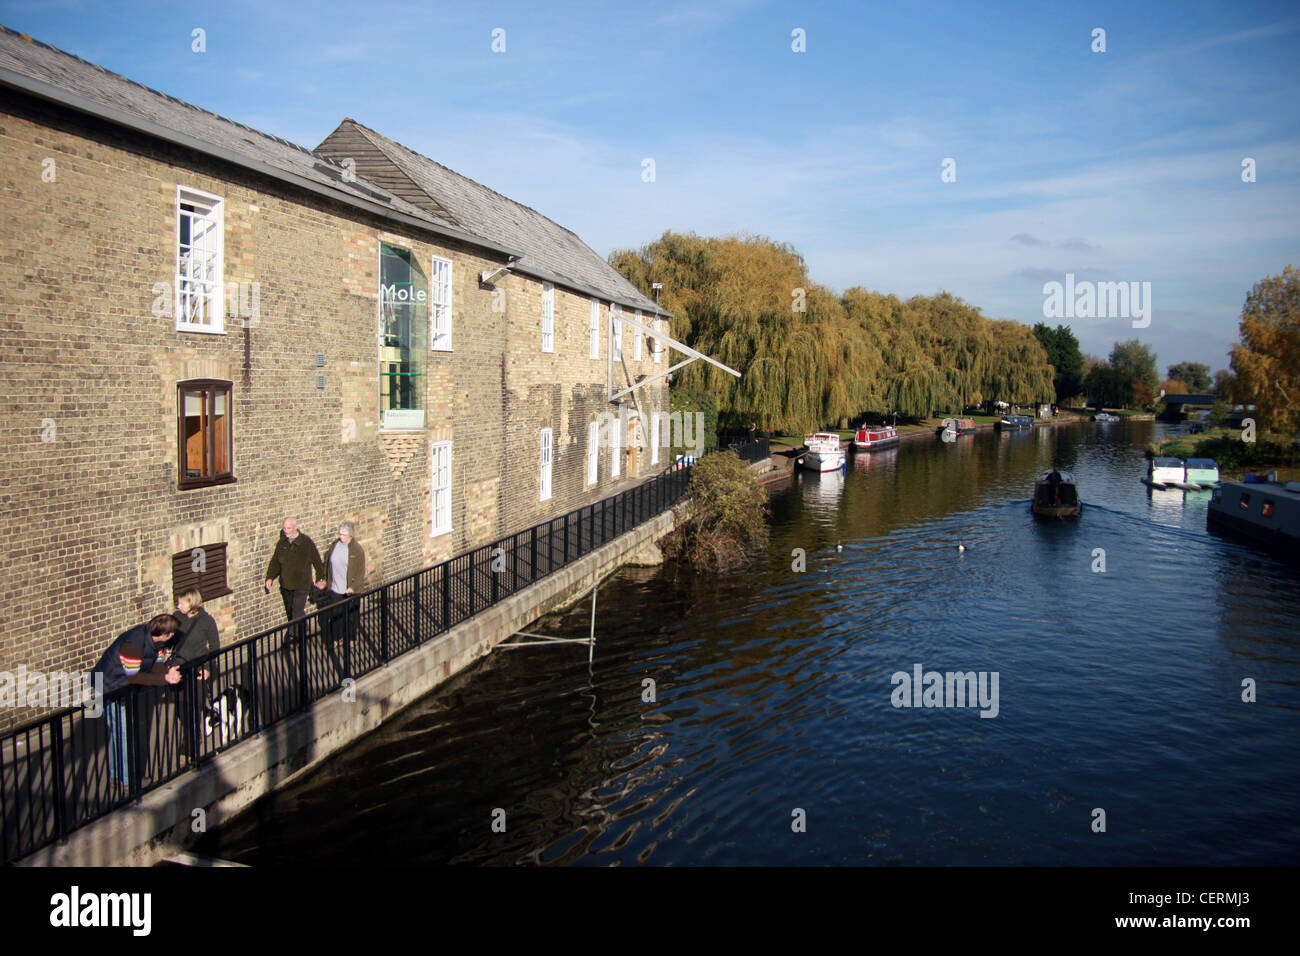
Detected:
left=541, top=282, right=555, bottom=353
left=176, top=186, right=224, bottom=333
left=611, top=303, right=622, bottom=360
left=589, top=300, right=600, bottom=360
left=587, top=420, right=599, bottom=485
left=633, top=310, right=643, bottom=360
left=540, top=428, right=553, bottom=501
left=651, top=413, right=660, bottom=465
left=431, top=441, right=452, bottom=537
left=610, top=413, right=621, bottom=478
left=430, top=255, right=452, bottom=350
left=653, top=319, right=663, bottom=363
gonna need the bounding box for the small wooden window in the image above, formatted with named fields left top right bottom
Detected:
left=1262, top=500, right=1275, bottom=518
left=178, top=379, right=235, bottom=489
left=172, top=543, right=232, bottom=600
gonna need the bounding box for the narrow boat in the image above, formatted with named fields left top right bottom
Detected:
left=853, top=424, right=900, bottom=451
left=995, top=415, right=1033, bottom=430
left=1032, top=470, right=1082, bottom=518
left=800, top=433, right=846, bottom=472
left=955, top=418, right=976, bottom=433
left=1207, top=478, right=1300, bottom=560
left=1142, top=456, right=1185, bottom=489
left=1184, top=458, right=1220, bottom=490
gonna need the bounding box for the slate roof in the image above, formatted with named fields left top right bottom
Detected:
left=0, top=25, right=515, bottom=257
left=316, top=120, right=664, bottom=315
left=0, top=24, right=664, bottom=317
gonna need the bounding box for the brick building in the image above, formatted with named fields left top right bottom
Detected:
left=0, top=26, right=673, bottom=731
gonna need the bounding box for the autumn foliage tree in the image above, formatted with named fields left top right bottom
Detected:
left=1230, top=265, right=1300, bottom=433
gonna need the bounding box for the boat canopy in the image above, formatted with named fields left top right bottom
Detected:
left=1153, top=457, right=1184, bottom=468
left=1186, top=458, right=1218, bottom=468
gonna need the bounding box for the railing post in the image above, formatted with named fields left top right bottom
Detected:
left=440, top=563, right=451, bottom=633
left=343, top=602, right=353, bottom=680
left=296, top=617, right=309, bottom=708
left=491, top=547, right=500, bottom=604
left=247, top=641, right=261, bottom=732
left=469, top=551, right=479, bottom=615
left=128, top=687, right=141, bottom=800
left=50, top=715, right=68, bottom=844
left=183, top=666, right=199, bottom=767
left=410, top=574, right=419, bottom=651
left=530, top=527, right=538, bottom=582
left=563, top=513, right=570, bottom=565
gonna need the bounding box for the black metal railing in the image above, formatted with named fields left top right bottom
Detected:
left=0, top=465, right=692, bottom=863
left=719, top=430, right=770, bottom=466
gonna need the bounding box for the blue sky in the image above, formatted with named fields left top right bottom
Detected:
left=3, top=0, right=1298, bottom=373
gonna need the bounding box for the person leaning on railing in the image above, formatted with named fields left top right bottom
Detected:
left=91, top=614, right=183, bottom=789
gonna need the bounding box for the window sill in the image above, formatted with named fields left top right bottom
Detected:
left=179, top=475, right=238, bottom=491
left=175, top=325, right=227, bottom=335
left=431, top=527, right=452, bottom=539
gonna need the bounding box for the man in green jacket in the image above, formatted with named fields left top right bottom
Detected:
left=264, top=516, right=326, bottom=622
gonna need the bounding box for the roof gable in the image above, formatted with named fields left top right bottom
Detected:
left=316, top=119, right=663, bottom=315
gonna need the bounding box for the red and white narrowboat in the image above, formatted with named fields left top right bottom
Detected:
left=852, top=424, right=900, bottom=451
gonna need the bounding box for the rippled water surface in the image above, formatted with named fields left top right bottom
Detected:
left=200, top=422, right=1300, bottom=865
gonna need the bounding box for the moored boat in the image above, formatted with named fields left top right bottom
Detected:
left=800, top=433, right=846, bottom=472
left=1093, top=412, right=1121, bottom=423
left=936, top=417, right=975, bottom=439
left=1142, top=456, right=1186, bottom=489
left=1207, top=479, right=1300, bottom=560
left=995, top=415, right=1033, bottom=430
left=1032, top=470, right=1082, bottom=518
left=1184, top=458, right=1220, bottom=490
left=853, top=424, right=900, bottom=451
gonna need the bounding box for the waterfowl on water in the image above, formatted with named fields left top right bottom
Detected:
left=958, top=542, right=967, bottom=552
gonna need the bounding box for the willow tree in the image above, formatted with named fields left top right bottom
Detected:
left=610, top=232, right=880, bottom=433
left=612, top=231, right=1055, bottom=429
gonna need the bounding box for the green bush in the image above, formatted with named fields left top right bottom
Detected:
left=661, top=450, right=769, bottom=571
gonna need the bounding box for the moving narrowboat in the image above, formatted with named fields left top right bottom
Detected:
left=1032, top=470, right=1082, bottom=519
left=1207, top=479, right=1300, bottom=560
left=800, top=433, right=846, bottom=472
left=853, top=424, right=900, bottom=451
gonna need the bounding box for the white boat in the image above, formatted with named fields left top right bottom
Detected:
left=1143, top=456, right=1191, bottom=489
left=1184, top=458, right=1220, bottom=489
left=801, top=433, right=846, bottom=472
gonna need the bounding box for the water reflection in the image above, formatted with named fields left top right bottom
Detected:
left=200, top=421, right=1300, bottom=866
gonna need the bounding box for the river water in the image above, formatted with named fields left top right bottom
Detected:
left=199, top=421, right=1300, bottom=865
